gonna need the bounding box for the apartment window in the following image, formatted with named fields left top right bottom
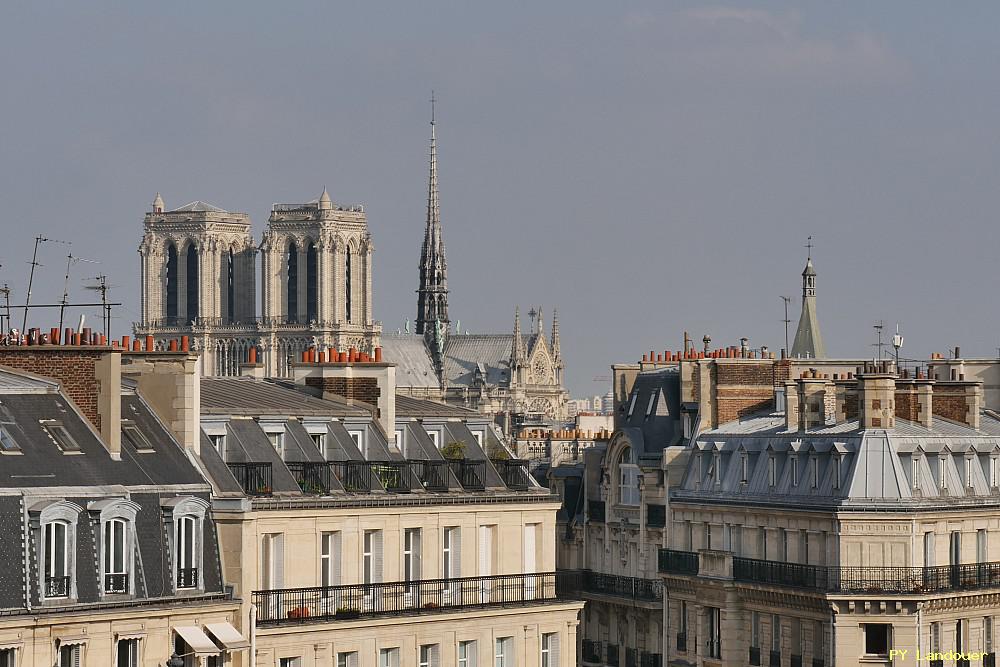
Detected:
left=208, top=433, right=225, bottom=455
left=363, top=530, right=383, bottom=584
left=751, top=611, right=761, bottom=651
left=379, top=648, right=400, bottom=667
left=626, top=393, right=638, bottom=418
left=419, top=645, right=440, bottom=667
left=713, top=451, right=721, bottom=485
left=768, top=456, right=777, bottom=487
left=814, top=621, right=826, bottom=664
left=337, top=653, right=359, bottom=667
left=103, top=518, right=128, bottom=594
left=394, top=429, right=405, bottom=453
left=992, top=457, right=999, bottom=488
left=40, top=421, right=80, bottom=452
left=985, top=617, right=994, bottom=655
left=966, top=457, right=975, bottom=488
left=495, top=637, right=513, bottom=667
left=951, top=531, right=961, bottom=567
left=618, top=447, right=640, bottom=505
left=685, top=521, right=694, bottom=550
left=472, top=431, right=483, bottom=446
left=790, top=456, right=798, bottom=486
left=59, top=644, right=81, bottom=667
left=707, top=607, right=722, bottom=659
left=864, top=624, right=891, bottom=657
left=443, top=526, right=461, bottom=584
left=260, top=532, right=284, bottom=591
left=176, top=515, right=199, bottom=589
left=404, top=528, right=421, bottom=583
left=117, top=638, right=139, bottom=667
left=759, top=527, right=768, bottom=559
left=723, top=523, right=733, bottom=552
left=732, top=524, right=743, bottom=555
left=266, top=431, right=284, bottom=456
left=811, top=456, right=818, bottom=489
left=279, top=659, right=301, bottom=667
left=930, top=622, right=940, bottom=653
left=428, top=430, right=440, bottom=448
left=832, top=456, right=841, bottom=490
left=772, top=614, right=781, bottom=654
left=799, top=531, right=809, bottom=564
left=779, top=529, right=789, bottom=561
left=541, top=633, right=560, bottom=667
left=121, top=421, right=153, bottom=452
left=924, top=531, right=935, bottom=567
left=43, top=520, right=71, bottom=598
left=0, top=648, right=15, bottom=667
left=703, top=523, right=712, bottom=550
left=912, top=455, right=920, bottom=490
left=458, top=640, right=478, bottom=667
left=791, top=619, right=802, bottom=662
left=979, top=529, right=988, bottom=563
left=0, top=424, right=21, bottom=452
left=321, top=531, right=341, bottom=587
left=310, top=432, right=326, bottom=453
left=939, top=456, right=948, bottom=490
left=741, top=453, right=749, bottom=483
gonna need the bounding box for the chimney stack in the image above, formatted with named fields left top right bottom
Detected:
left=858, top=365, right=896, bottom=430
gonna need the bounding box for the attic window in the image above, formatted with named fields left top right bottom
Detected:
left=645, top=392, right=656, bottom=418
left=912, top=455, right=920, bottom=491
left=991, top=456, right=998, bottom=488
left=122, top=420, right=154, bottom=452
left=790, top=456, right=798, bottom=486
left=965, top=457, right=974, bottom=489
left=740, top=453, right=749, bottom=484
left=713, top=451, right=721, bottom=486
left=39, top=420, right=80, bottom=452
left=939, top=456, right=947, bottom=490
left=833, top=455, right=842, bottom=490
left=0, top=423, right=20, bottom=452
left=768, top=456, right=777, bottom=487
left=626, top=393, right=638, bottom=418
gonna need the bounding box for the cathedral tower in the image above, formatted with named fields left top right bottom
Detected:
left=790, top=245, right=827, bottom=359
left=415, top=95, right=449, bottom=338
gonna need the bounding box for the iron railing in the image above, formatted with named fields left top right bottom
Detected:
left=582, top=640, right=602, bottom=663
left=770, top=651, right=782, bottom=667
left=492, top=458, right=530, bottom=490
left=607, top=644, right=620, bottom=667
left=578, top=570, right=663, bottom=601
left=104, top=573, right=128, bottom=594
left=791, top=654, right=803, bottom=667
left=659, top=549, right=699, bottom=575
left=750, top=647, right=761, bottom=665
left=646, top=504, right=666, bottom=528
left=252, top=571, right=565, bottom=625
left=707, top=639, right=722, bottom=659
left=45, top=576, right=70, bottom=598
left=331, top=461, right=413, bottom=493
left=640, top=653, right=662, bottom=667
left=287, top=462, right=331, bottom=494
left=733, top=556, right=1000, bottom=594
left=588, top=500, right=606, bottom=523
left=984, top=654, right=996, bottom=667
left=228, top=462, right=273, bottom=496
left=177, top=568, right=198, bottom=589
left=448, top=460, right=486, bottom=491
left=677, top=633, right=687, bottom=652
left=626, top=648, right=639, bottom=667
left=412, top=460, right=450, bottom=492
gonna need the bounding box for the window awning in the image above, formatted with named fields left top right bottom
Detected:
left=173, top=626, right=219, bottom=657
left=204, top=622, right=249, bottom=652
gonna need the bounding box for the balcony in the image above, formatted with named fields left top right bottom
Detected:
left=177, top=567, right=199, bottom=589
left=448, top=460, right=486, bottom=491
left=577, top=570, right=663, bottom=601
left=228, top=462, right=273, bottom=496
left=492, top=458, right=530, bottom=490
left=411, top=460, right=450, bottom=492
left=640, top=653, right=663, bottom=667
left=658, top=549, right=699, bottom=575
left=288, top=462, right=332, bottom=494
left=330, top=461, right=413, bottom=493
left=582, top=640, right=602, bottom=663
left=588, top=500, right=606, bottom=523
left=646, top=504, right=666, bottom=528
left=607, top=644, right=620, bottom=667
left=104, top=573, right=128, bottom=594
left=732, top=556, right=1000, bottom=594
left=252, top=571, right=569, bottom=625
left=45, top=575, right=70, bottom=598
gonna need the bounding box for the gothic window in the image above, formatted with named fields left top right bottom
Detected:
left=286, top=241, right=299, bottom=323
left=165, top=243, right=179, bottom=321
left=306, top=242, right=318, bottom=323
left=226, top=248, right=236, bottom=323
left=185, top=243, right=199, bottom=323
left=345, top=248, right=352, bottom=322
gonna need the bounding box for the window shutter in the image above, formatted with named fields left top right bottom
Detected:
left=550, top=634, right=560, bottom=667
left=478, top=526, right=491, bottom=576
left=431, top=645, right=440, bottom=667
left=274, top=534, right=284, bottom=589
left=374, top=531, right=383, bottom=583
left=523, top=525, right=536, bottom=573
left=451, top=529, right=461, bottom=578
left=414, top=530, right=421, bottom=579
left=333, top=532, right=342, bottom=585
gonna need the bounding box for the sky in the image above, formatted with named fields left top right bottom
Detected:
left=2, top=2, right=1000, bottom=397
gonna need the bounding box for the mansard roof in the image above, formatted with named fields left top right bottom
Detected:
left=615, top=368, right=683, bottom=458
left=200, top=377, right=370, bottom=417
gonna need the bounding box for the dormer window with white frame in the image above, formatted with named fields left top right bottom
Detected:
left=89, top=498, right=140, bottom=597
left=939, top=456, right=948, bottom=491
left=768, top=455, right=777, bottom=487
left=265, top=431, right=284, bottom=457
left=39, top=420, right=80, bottom=452
left=991, top=455, right=998, bottom=488
left=965, top=455, right=975, bottom=490
left=833, top=455, right=842, bottom=490
left=713, top=451, right=721, bottom=486
left=790, top=456, right=799, bottom=486
left=349, top=430, right=366, bottom=457
left=912, top=455, right=921, bottom=491
left=740, top=452, right=749, bottom=484
left=162, top=497, right=208, bottom=592
left=31, top=500, right=83, bottom=601
left=811, top=456, right=819, bottom=489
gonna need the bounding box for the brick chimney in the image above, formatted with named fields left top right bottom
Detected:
left=894, top=378, right=934, bottom=429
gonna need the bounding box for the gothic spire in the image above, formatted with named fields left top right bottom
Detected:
left=511, top=306, right=525, bottom=366
left=551, top=308, right=561, bottom=360
left=416, top=91, right=449, bottom=336
left=791, top=241, right=826, bottom=359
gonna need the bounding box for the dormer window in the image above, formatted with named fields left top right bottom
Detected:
left=833, top=455, right=842, bottom=490
left=645, top=392, right=656, bottom=418
left=104, top=519, right=128, bottom=594
left=768, top=456, right=777, bottom=487
left=790, top=457, right=799, bottom=486
left=121, top=420, right=154, bottom=452
left=0, top=423, right=20, bottom=452
left=626, top=393, right=638, bottom=419
left=939, top=456, right=948, bottom=490
left=266, top=431, right=284, bottom=457
left=162, top=497, right=208, bottom=592
left=618, top=447, right=640, bottom=505
left=740, top=453, right=749, bottom=484
left=811, top=456, right=819, bottom=489
left=912, top=455, right=920, bottom=491
left=39, top=420, right=80, bottom=452
left=965, top=456, right=974, bottom=489
left=991, top=456, right=998, bottom=488
left=713, top=452, right=721, bottom=486
left=44, top=521, right=71, bottom=598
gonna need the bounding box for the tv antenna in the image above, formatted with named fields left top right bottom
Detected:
left=780, top=296, right=792, bottom=354
left=84, top=275, right=115, bottom=339
left=0, top=283, right=10, bottom=336
left=59, top=254, right=99, bottom=334
left=22, top=236, right=70, bottom=332
left=872, top=320, right=885, bottom=361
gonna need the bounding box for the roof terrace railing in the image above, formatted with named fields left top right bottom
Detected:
left=287, top=462, right=332, bottom=494
left=411, top=460, right=450, bottom=492
left=658, top=549, right=699, bottom=576
left=448, top=460, right=486, bottom=491
left=491, top=458, right=530, bottom=490
left=228, top=462, right=273, bottom=496
left=329, top=461, right=412, bottom=493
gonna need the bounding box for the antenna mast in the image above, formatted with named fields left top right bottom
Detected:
left=59, top=254, right=98, bottom=334
left=873, top=320, right=885, bottom=361
left=22, top=236, right=69, bottom=332
left=780, top=295, right=791, bottom=354
left=84, top=275, right=112, bottom=339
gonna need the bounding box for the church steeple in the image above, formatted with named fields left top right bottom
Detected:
left=791, top=238, right=826, bottom=358
left=416, top=92, right=449, bottom=337
left=551, top=308, right=561, bottom=361
left=511, top=306, right=525, bottom=367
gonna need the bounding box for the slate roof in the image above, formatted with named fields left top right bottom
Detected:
left=615, top=368, right=683, bottom=458
left=396, top=394, right=483, bottom=419
left=201, top=377, right=369, bottom=417
left=380, top=334, right=440, bottom=388
left=382, top=332, right=538, bottom=389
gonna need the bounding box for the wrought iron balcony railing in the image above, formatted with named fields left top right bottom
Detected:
left=330, top=461, right=413, bottom=493
left=491, top=458, right=530, bottom=490
left=411, top=460, right=450, bottom=492
left=770, top=650, right=782, bottom=667
left=288, top=461, right=332, bottom=494
left=588, top=500, right=606, bottom=523
left=45, top=575, right=70, bottom=598
left=104, top=573, right=128, bottom=594
left=177, top=567, right=199, bottom=589
left=749, top=647, right=761, bottom=665
left=448, top=460, right=486, bottom=491
left=658, top=549, right=699, bottom=575
left=676, top=633, right=687, bottom=652
left=252, top=571, right=567, bottom=625
left=733, top=556, right=1000, bottom=594
left=607, top=644, right=620, bottom=667
left=626, top=647, right=639, bottom=667
left=577, top=570, right=663, bottom=601
left=582, top=640, right=602, bottom=663
left=640, top=652, right=663, bottom=667
left=228, top=462, right=273, bottom=496
left=646, top=503, right=666, bottom=528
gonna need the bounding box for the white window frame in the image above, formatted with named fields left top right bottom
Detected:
left=768, top=455, right=777, bottom=487
left=418, top=645, right=439, bottom=667
left=116, top=637, right=140, bottom=667
left=44, top=520, right=71, bottom=599
left=618, top=447, right=640, bottom=506
left=541, top=633, right=559, bottom=667
left=790, top=456, right=798, bottom=486
left=379, top=648, right=400, bottom=667
left=741, top=452, right=749, bottom=484
left=494, top=637, right=513, bottom=667
left=58, top=643, right=82, bottom=667
left=404, top=528, right=421, bottom=587
left=458, top=640, right=477, bottom=667
left=336, top=652, right=358, bottom=667
left=321, top=531, right=340, bottom=588
left=162, top=497, right=208, bottom=593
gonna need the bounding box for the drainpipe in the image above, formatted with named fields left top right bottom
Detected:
left=830, top=606, right=837, bottom=667
left=916, top=602, right=924, bottom=663
left=250, top=603, right=257, bottom=667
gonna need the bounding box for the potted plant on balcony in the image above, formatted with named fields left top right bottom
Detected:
left=334, top=607, right=361, bottom=619
left=422, top=601, right=440, bottom=610
left=441, top=441, right=466, bottom=460
left=287, top=606, right=311, bottom=619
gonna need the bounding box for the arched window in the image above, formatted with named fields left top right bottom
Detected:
left=176, top=515, right=197, bottom=589
left=344, top=248, right=353, bottom=322
left=185, top=243, right=199, bottom=323
left=165, top=243, right=179, bottom=321
left=287, top=240, right=299, bottom=323
left=104, top=518, right=128, bottom=594
left=44, top=520, right=70, bottom=598
left=226, top=248, right=236, bottom=323
left=306, top=242, right=318, bottom=323
left=618, top=446, right=640, bottom=506
left=89, top=498, right=140, bottom=597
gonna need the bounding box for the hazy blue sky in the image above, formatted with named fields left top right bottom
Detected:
left=2, top=2, right=1000, bottom=396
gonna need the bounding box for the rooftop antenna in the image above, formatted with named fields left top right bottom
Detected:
left=0, top=282, right=10, bottom=336
left=59, top=254, right=99, bottom=334
left=780, top=295, right=792, bottom=354
left=84, top=274, right=114, bottom=339
left=892, top=323, right=904, bottom=370
left=872, top=320, right=885, bottom=361
left=22, top=236, right=70, bottom=332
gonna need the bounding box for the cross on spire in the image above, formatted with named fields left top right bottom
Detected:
left=430, top=90, right=436, bottom=125
left=805, top=235, right=813, bottom=260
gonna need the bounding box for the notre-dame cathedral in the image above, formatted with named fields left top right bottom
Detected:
left=135, top=109, right=568, bottom=423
